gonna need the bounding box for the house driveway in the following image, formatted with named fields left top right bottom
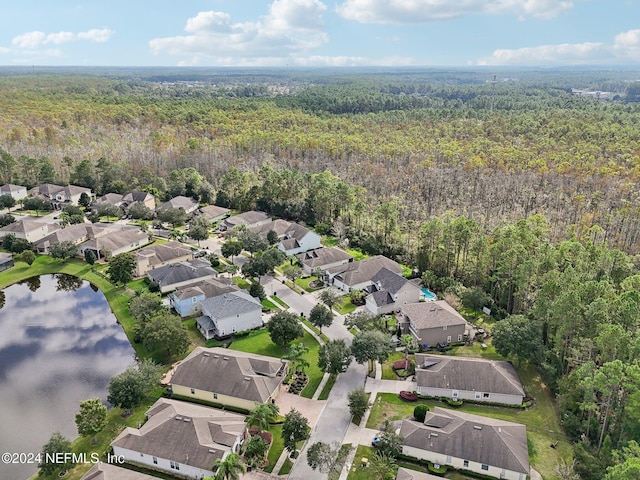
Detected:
left=275, top=390, right=326, bottom=427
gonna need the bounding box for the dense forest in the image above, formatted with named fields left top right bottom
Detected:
left=2, top=67, right=640, bottom=478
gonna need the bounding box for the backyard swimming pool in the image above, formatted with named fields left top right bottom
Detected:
left=421, top=287, right=436, bottom=300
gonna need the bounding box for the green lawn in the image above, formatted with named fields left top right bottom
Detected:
left=271, top=295, right=289, bottom=309
left=347, top=446, right=385, bottom=480
left=381, top=351, right=407, bottom=380
left=231, top=276, right=252, bottom=289
left=229, top=327, right=323, bottom=398
left=295, top=276, right=323, bottom=292
left=278, top=458, right=294, bottom=475
left=264, top=425, right=284, bottom=473
left=317, top=374, right=337, bottom=400
left=366, top=361, right=572, bottom=480
left=262, top=298, right=279, bottom=311
left=334, top=295, right=357, bottom=315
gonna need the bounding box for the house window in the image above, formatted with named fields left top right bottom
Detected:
left=153, top=457, right=158, bottom=465
left=447, top=336, right=451, bottom=343
left=481, top=465, right=489, bottom=471
left=446, top=456, right=451, bottom=464
left=170, top=461, right=180, bottom=470
left=452, top=390, right=459, bottom=398
left=192, top=297, right=197, bottom=303
left=213, top=393, right=218, bottom=399
left=483, top=393, right=490, bottom=399
left=463, top=460, right=469, bottom=468
left=443, top=325, right=447, bottom=330
left=191, top=388, right=195, bottom=394
left=475, top=392, right=481, bottom=400
left=458, top=334, right=463, bottom=341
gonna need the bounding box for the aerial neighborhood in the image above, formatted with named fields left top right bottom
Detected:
left=0, top=179, right=539, bottom=480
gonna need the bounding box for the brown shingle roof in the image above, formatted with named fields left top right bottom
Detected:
left=81, top=463, right=159, bottom=480
left=296, top=247, right=353, bottom=269
left=170, top=347, right=286, bottom=403
left=326, top=255, right=402, bottom=287
left=401, top=301, right=467, bottom=329
left=400, top=407, right=529, bottom=475
left=111, top=398, right=245, bottom=472
left=414, top=354, right=525, bottom=397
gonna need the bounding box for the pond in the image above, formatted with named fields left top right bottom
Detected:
left=0, top=274, right=136, bottom=480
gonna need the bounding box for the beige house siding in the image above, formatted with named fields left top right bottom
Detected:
left=135, top=252, right=193, bottom=277
left=171, top=384, right=271, bottom=411
left=157, top=274, right=217, bottom=293
left=112, top=445, right=214, bottom=480
left=402, top=446, right=527, bottom=480
left=415, top=386, right=523, bottom=405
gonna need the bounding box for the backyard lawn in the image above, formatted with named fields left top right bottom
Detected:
left=366, top=360, right=572, bottom=480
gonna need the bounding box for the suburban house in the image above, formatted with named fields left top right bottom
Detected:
left=81, top=462, right=160, bottom=480
left=277, top=222, right=322, bottom=255
left=111, top=397, right=246, bottom=480
left=170, top=278, right=238, bottom=318
left=133, top=241, right=193, bottom=277
left=0, top=183, right=27, bottom=201
left=29, top=183, right=93, bottom=208
left=220, top=210, right=271, bottom=231
left=196, top=290, right=262, bottom=339
left=399, top=300, right=469, bottom=348
left=157, top=195, right=199, bottom=215
left=0, top=217, right=56, bottom=243
left=93, top=193, right=124, bottom=209
left=147, top=259, right=218, bottom=293
left=248, top=219, right=322, bottom=255
left=414, top=354, right=526, bottom=405
left=198, top=204, right=231, bottom=222
left=122, top=191, right=156, bottom=211
left=170, top=347, right=288, bottom=410
left=78, top=227, right=150, bottom=260
left=396, top=467, right=448, bottom=480
left=0, top=252, right=14, bottom=272
left=364, top=267, right=422, bottom=315
left=400, top=407, right=529, bottom=480
left=325, top=255, right=403, bottom=292
left=296, top=247, right=354, bottom=275
left=35, top=223, right=106, bottom=254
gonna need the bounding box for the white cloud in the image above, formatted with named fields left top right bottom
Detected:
left=336, top=0, right=577, bottom=24
left=477, top=29, right=640, bottom=65
left=149, top=0, right=329, bottom=65
left=9, top=28, right=114, bottom=49
left=76, top=28, right=115, bottom=43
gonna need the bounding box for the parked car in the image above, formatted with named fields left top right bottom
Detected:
left=371, top=436, right=381, bottom=447
left=193, top=250, right=208, bottom=258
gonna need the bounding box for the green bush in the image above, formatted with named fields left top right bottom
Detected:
left=413, top=404, right=429, bottom=422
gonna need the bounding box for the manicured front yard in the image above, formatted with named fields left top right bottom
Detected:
left=334, top=295, right=358, bottom=315
left=295, top=276, right=323, bottom=292
left=264, top=424, right=284, bottom=473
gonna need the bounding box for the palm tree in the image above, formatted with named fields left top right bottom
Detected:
left=246, top=402, right=279, bottom=432
left=210, top=452, right=246, bottom=480
left=369, top=451, right=397, bottom=480
left=285, top=342, right=310, bottom=373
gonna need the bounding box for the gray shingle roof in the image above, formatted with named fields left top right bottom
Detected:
left=249, top=218, right=291, bottom=237
left=414, top=354, right=525, bottom=397
left=111, top=398, right=245, bottom=472
left=172, top=278, right=237, bottom=301
left=148, top=259, right=217, bottom=287
left=158, top=195, right=199, bottom=211
left=296, top=247, right=353, bottom=269
left=223, top=210, right=271, bottom=229
left=81, top=463, right=159, bottom=480
left=401, top=301, right=467, bottom=329
left=134, top=241, right=192, bottom=266
left=200, top=290, right=262, bottom=320
left=199, top=204, right=230, bottom=221
left=0, top=217, right=52, bottom=234
left=396, top=467, right=444, bottom=480
left=82, top=228, right=148, bottom=252
left=170, top=347, right=287, bottom=403
left=400, top=407, right=529, bottom=475
left=326, top=255, right=402, bottom=287
left=0, top=184, right=26, bottom=194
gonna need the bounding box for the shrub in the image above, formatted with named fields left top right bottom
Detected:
left=413, top=404, right=429, bottom=422
left=399, top=391, right=418, bottom=402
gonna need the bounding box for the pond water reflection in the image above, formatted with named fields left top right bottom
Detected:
left=0, top=274, right=136, bottom=480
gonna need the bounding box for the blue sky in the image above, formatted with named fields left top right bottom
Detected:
left=0, top=0, right=639, bottom=67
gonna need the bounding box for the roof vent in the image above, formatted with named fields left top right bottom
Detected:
left=213, top=354, right=219, bottom=358
left=223, top=356, right=229, bottom=361
left=183, top=417, right=191, bottom=422
left=175, top=416, right=183, bottom=421
left=244, top=377, right=250, bottom=381
left=473, top=425, right=482, bottom=430
left=203, top=352, right=210, bottom=357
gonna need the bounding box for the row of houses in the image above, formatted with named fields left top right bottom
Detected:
left=94, top=347, right=289, bottom=479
